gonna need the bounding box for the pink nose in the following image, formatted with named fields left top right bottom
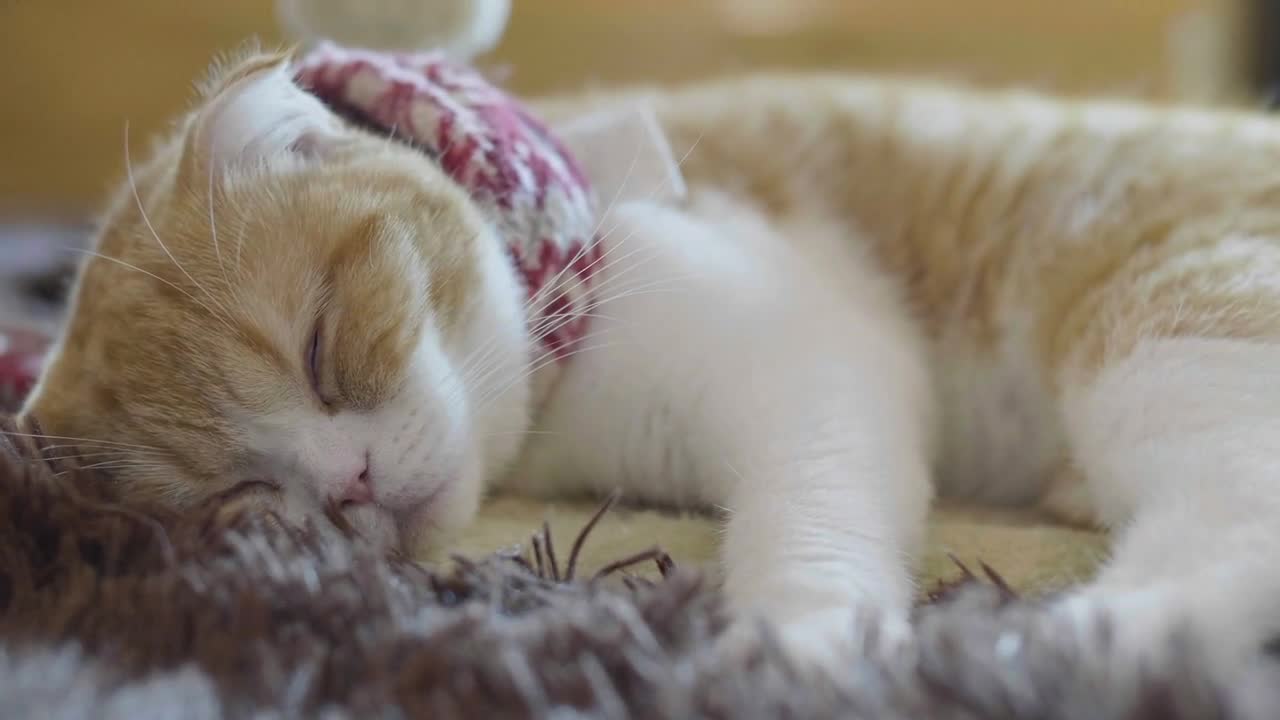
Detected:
left=334, top=459, right=373, bottom=506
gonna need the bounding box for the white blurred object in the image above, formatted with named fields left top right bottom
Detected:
left=1167, top=5, right=1241, bottom=105
left=276, top=0, right=511, bottom=60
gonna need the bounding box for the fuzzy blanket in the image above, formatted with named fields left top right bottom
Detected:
left=2, top=415, right=1278, bottom=719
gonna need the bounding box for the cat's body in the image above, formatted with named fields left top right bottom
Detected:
left=535, top=75, right=1280, bottom=509
left=521, top=79, right=1280, bottom=662
left=22, top=51, right=1280, bottom=673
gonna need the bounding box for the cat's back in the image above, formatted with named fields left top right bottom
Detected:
left=537, top=72, right=1280, bottom=340
left=536, top=72, right=1280, bottom=212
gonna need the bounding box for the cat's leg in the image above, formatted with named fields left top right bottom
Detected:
left=514, top=195, right=936, bottom=660
left=1053, top=285, right=1280, bottom=677
left=708, top=283, right=935, bottom=656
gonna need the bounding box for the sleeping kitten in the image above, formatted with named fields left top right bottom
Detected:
left=21, top=47, right=1280, bottom=672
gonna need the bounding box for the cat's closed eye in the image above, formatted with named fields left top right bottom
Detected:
left=306, top=321, right=332, bottom=407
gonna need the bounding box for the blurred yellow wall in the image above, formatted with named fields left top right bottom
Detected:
left=0, top=0, right=1244, bottom=212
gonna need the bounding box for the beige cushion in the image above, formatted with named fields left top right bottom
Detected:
left=430, top=494, right=1108, bottom=597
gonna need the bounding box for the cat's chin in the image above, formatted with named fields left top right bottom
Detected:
left=323, top=475, right=460, bottom=553
left=395, top=477, right=483, bottom=556
left=340, top=504, right=402, bottom=551
left=327, top=480, right=476, bottom=556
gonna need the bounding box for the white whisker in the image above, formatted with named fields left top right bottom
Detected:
left=55, top=460, right=171, bottom=477
left=381, top=123, right=400, bottom=156
left=479, top=429, right=563, bottom=439
left=235, top=214, right=250, bottom=273
left=475, top=325, right=623, bottom=400
left=525, top=130, right=701, bottom=319
left=125, top=121, right=235, bottom=325
left=518, top=229, right=665, bottom=346
left=463, top=248, right=683, bottom=400
left=589, top=131, right=645, bottom=240
left=65, top=248, right=237, bottom=334
left=455, top=134, right=705, bottom=416
left=0, top=430, right=161, bottom=451
left=463, top=305, right=625, bottom=396
left=32, top=439, right=165, bottom=452
left=523, top=133, right=646, bottom=318
left=472, top=323, right=623, bottom=406
left=522, top=258, right=692, bottom=353
left=496, top=287, right=690, bottom=394
left=524, top=230, right=656, bottom=321
left=474, top=339, right=623, bottom=416
left=37, top=448, right=167, bottom=463
left=560, top=130, right=702, bottom=290
left=40, top=450, right=150, bottom=463
left=206, top=128, right=232, bottom=290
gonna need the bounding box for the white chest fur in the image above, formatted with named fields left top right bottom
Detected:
left=502, top=191, right=934, bottom=505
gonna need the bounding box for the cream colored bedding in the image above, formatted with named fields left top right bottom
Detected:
left=434, top=494, right=1108, bottom=597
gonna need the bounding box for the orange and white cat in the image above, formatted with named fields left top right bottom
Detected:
left=21, top=47, right=1280, bottom=673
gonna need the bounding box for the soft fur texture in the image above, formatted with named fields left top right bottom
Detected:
left=2, top=415, right=1279, bottom=719
left=23, top=44, right=1280, bottom=673
left=25, top=48, right=534, bottom=553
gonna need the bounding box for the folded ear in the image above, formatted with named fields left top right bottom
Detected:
left=184, top=52, right=341, bottom=178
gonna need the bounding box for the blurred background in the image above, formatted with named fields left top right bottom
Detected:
left=0, top=0, right=1263, bottom=215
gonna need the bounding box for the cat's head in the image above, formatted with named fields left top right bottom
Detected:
left=21, top=50, right=533, bottom=551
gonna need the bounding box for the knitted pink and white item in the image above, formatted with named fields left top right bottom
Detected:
left=292, top=43, right=602, bottom=369
left=0, top=327, right=48, bottom=413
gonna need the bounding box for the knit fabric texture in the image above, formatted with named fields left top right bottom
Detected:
left=0, top=327, right=45, bottom=412
left=292, top=43, right=602, bottom=365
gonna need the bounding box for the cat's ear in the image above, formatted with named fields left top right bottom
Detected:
left=183, top=53, right=341, bottom=178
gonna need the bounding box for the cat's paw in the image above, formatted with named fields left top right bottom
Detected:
left=781, top=607, right=916, bottom=677
left=772, top=607, right=861, bottom=670
left=717, top=604, right=911, bottom=674
left=1051, top=573, right=1280, bottom=683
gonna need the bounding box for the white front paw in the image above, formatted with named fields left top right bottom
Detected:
left=718, top=603, right=912, bottom=673
left=717, top=566, right=915, bottom=670
left=1052, top=576, right=1280, bottom=682
left=773, top=607, right=859, bottom=669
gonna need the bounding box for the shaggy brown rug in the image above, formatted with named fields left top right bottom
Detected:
left=0, top=414, right=1277, bottom=719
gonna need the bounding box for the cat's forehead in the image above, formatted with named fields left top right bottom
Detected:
left=247, top=162, right=480, bottom=309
